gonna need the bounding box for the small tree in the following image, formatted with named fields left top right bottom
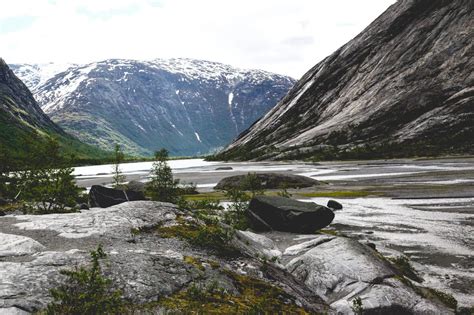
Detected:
left=147, top=148, right=179, bottom=203
left=45, top=245, right=125, bottom=314
left=112, top=144, right=126, bottom=189
left=241, top=173, right=264, bottom=198
left=16, top=138, right=80, bottom=214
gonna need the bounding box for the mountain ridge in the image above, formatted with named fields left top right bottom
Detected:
left=0, top=58, right=109, bottom=161
left=215, top=0, right=473, bottom=161
left=12, top=58, right=295, bottom=156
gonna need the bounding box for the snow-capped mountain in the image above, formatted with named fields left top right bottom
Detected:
left=216, top=0, right=474, bottom=161
left=11, top=58, right=295, bottom=156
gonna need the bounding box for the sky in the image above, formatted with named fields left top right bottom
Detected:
left=0, top=0, right=395, bottom=78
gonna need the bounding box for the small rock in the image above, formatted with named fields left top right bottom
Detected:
left=327, top=200, right=343, bottom=210
left=0, top=210, right=6, bottom=217
left=366, top=242, right=377, bottom=250
left=79, top=203, right=89, bottom=210
left=215, top=166, right=233, bottom=170
left=247, top=196, right=334, bottom=233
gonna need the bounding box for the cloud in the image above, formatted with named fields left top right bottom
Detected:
left=0, top=0, right=395, bottom=78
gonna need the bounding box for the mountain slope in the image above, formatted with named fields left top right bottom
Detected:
left=216, top=0, right=473, bottom=161
left=0, top=58, right=108, bottom=161
left=12, top=59, right=295, bottom=156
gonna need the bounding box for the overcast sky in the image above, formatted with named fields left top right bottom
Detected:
left=1, top=0, right=395, bottom=78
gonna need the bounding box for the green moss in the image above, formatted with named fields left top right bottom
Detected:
left=182, top=192, right=226, bottom=201
left=418, top=287, right=458, bottom=310
left=183, top=256, right=205, bottom=271
left=297, top=191, right=376, bottom=198
left=157, top=217, right=240, bottom=257
left=159, top=269, right=311, bottom=314
left=317, top=229, right=340, bottom=236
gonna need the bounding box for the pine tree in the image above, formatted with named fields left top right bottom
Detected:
left=147, top=148, right=179, bottom=203
left=112, top=144, right=126, bottom=189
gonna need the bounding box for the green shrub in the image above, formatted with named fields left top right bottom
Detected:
left=44, top=245, right=125, bottom=314
left=15, top=138, right=81, bottom=214
left=147, top=148, right=180, bottom=203
left=351, top=296, right=363, bottom=315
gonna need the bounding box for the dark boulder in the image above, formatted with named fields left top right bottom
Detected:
left=327, top=200, right=343, bottom=210
left=89, top=185, right=146, bottom=208
left=79, top=203, right=89, bottom=210
left=0, top=210, right=5, bottom=217
left=127, top=180, right=146, bottom=193
left=247, top=196, right=334, bottom=233
left=215, top=173, right=319, bottom=190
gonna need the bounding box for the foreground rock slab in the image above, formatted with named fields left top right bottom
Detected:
left=247, top=196, right=334, bottom=233
left=0, top=201, right=326, bottom=313
left=234, top=230, right=455, bottom=314
left=214, top=172, right=320, bottom=190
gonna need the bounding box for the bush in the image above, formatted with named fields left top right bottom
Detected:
left=147, top=148, right=180, bottom=203
left=44, top=245, right=125, bottom=314
left=15, top=138, right=81, bottom=214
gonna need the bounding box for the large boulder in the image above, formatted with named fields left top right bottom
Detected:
left=214, top=172, right=319, bottom=190
left=247, top=196, right=334, bottom=233
left=89, top=185, right=146, bottom=208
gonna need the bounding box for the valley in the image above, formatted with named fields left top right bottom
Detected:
left=71, top=157, right=474, bottom=308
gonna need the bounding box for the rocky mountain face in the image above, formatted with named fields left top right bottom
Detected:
left=216, top=0, right=473, bottom=161
left=12, top=59, right=295, bottom=156
left=0, top=58, right=108, bottom=160
left=0, top=58, right=65, bottom=152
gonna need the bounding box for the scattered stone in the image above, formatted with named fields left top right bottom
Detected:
left=89, top=185, right=146, bottom=208
left=247, top=196, right=334, bottom=233
left=215, top=166, right=233, bottom=170
left=215, top=173, right=320, bottom=190
left=327, top=199, right=342, bottom=210
left=79, top=203, right=89, bottom=210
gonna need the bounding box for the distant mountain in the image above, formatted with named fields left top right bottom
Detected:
left=216, top=0, right=473, bottom=161
left=0, top=58, right=108, bottom=161
left=12, top=59, right=295, bottom=156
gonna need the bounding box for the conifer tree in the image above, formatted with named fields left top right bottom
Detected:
left=147, top=148, right=179, bottom=203
left=112, top=144, right=126, bottom=189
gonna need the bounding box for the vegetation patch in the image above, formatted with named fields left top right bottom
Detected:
left=158, top=269, right=309, bottom=314
left=417, top=287, right=458, bottom=310
left=42, top=245, right=125, bottom=314
left=157, top=217, right=240, bottom=257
